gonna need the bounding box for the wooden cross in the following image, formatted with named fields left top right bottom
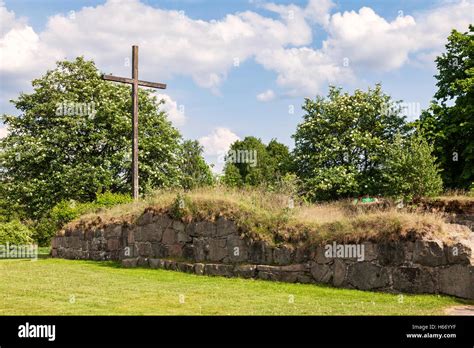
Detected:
left=101, top=45, right=167, bottom=199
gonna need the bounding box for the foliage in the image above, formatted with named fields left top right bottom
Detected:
left=292, top=84, right=408, bottom=201
left=381, top=133, right=443, bottom=200
left=180, top=140, right=214, bottom=190
left=222, top=137, right=292, bottom=187
left=32, top=191, right=132, bottom=246
left=417, top=25, right=474, bottom=188
left=0, top=57, right=183, bottom=218
left=0, top=220, right=33, bottom=245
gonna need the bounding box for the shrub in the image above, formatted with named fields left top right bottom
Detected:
left=33, top=192, right=133, bottom=246
left=381, top=133, right=443, bottom=200
left=0, top=220, right=34, bottom=245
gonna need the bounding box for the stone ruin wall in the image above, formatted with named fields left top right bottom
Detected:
left=51, top=210, right=474, bottom=299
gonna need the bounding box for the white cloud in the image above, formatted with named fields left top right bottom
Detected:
left=199, top=127, right=240, bottom=174
left=323, top=7, right=417, bottom=71
left=198, top=127, right=240, bottom=156
left=155, top=94, right=186, bottom=126
left=0, top=0, right=314, bottom=97
left=304, top=0, right=335, bottom=26
left=0, top=0, right=472, bottom=103
left=256, top=89, right=276, bottom=102
left=323, top=1, right=473, bottom=72
left=254, top=0, right=473, bottom=94
left=256, top=47, right=355, bottom=96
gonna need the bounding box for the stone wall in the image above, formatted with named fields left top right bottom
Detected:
left=51, top=210, right=474, bottom=299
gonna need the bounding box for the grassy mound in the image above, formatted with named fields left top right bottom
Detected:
left=65, top=187, right=465, bottom=246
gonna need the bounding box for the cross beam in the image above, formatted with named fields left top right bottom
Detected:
left=101, top=45, right=167, bottom=200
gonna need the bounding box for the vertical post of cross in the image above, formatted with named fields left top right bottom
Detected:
left=131, top=45, right=139, bottom=200
left=101, top=46, right=167, bottom=200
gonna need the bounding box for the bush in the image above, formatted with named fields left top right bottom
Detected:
left=0, top=220, right=34, bottom=245
left=381, top=133, right=443, bottom=200
left=33, top=192, right=133, bottom=246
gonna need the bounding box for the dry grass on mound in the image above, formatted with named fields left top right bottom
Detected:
left=69, top=187, right=456, bottom=245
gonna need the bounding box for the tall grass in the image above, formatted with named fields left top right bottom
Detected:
left=68, top=186, right=462, bottom=245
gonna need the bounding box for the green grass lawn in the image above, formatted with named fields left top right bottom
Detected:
left=0, top=258, right=471, bottom=315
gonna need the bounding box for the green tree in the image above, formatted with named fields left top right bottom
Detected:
left=222, top=137, right=292, bottom=187
left=418, top=25, right=474, bottom=188
left=382, top=133, right=443, bottom=200
left=180, top=140, right=214, bottom=190
left=0, top=57, right=183, bottom=217
left=293, top=84, right=408, bottom=201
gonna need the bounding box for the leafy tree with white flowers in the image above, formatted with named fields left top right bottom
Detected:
left=0, top=57, right=208, bottom=217
left=292, top=84, right=409, bottom=201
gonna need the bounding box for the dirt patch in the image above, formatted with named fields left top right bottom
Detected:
left=444, top=305, right=474, bottom=316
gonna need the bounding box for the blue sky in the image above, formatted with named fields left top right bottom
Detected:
left=1, top=0, right=472, bottom=171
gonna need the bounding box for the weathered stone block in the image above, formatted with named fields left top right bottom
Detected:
left=273, top=246, right=293, bottom=265
left=256, top=265, right=281, bottom=272
left=311, top=263, right=333, bottom=283
left=106, top=238, right=120, bottom=251
left=348, top=262, right=390, bottom=290
left=71, top=237, right=82, bottom=249
left=392, top=266, right=436, bottom=293
left=226, top=235, right=248, bottom=263
left=104, top=224, right=122, bottom=239
left=413, top=240, right=446, bottom=267
left=127, top=229, right=135, bottom=244
left=136, top=211, right=154, bottom=225
left=172, top=220, right=185, bottom=232
left=208, top=239, right=228, bottom=261
left=234, top=264, right=257, bottom=278
left=136, top=242, right=152, bottom=257
left=315, top=245, right=332, bottom=264
left=378, top=242, right=406, bottom=266
left=445, top=243, right=472, bottom=264
left=163, top=260, right=178, bottom=271
left=177, top=262, right=194, bottom=273
left=204, top=264, right=234, bottom=277
left=153, top=214, right=173, bottom=228
left=182, top=244, right=195, bottom=260
left=177, top=230, right=192, bottom=243
left=194, top=263, right=205, bottom=275
left=93, top=229, right=103, bottom=238
left=280, top=264, right=306, bottom=272
left=193, top=238, right=209, bottom=261
left=249, top=241, right=273, bottom=264
left=257, top=271, right=280, bottom=281
left=166, top=244, right=183, bottom=258
left=149, top=258, right=165, bottom=269
left=191, top=221, right=216, bottom=237
left=122, top=258, right=139, bottom=268
left=152, top=243, right=168, bottom=258
left=333, top=259, right=347, bottom=286
left=162, top=228, right=177, bottom=245
left=136, top=224, right=163, bottom=242
left=84, top=230, right=95, bottom=241
left=294, top=247, right=310, bottom=263
left=439, top=265, right=474, bottom=299
left=137, top=257, right=149, bottom=267
left=215, top=218, right=238, bottom=237
left=362, top=242, right=378, bottom=261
